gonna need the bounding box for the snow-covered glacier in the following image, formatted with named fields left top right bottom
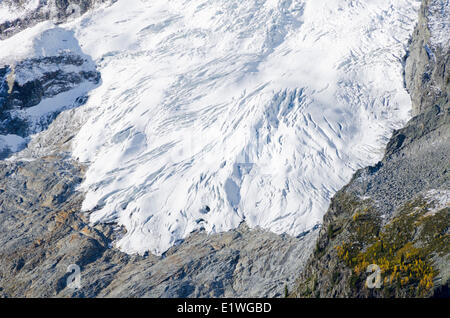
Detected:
left=1, top=0, right=421, bottom=255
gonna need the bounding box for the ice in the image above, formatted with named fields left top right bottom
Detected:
left=3, top=0, right=422, bottom=255
left=0, top=24, right=89, bottom=65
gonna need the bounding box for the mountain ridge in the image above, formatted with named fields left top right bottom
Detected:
left=0, top=0, right=447, bottom=298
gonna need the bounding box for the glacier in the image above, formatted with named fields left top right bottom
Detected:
left=1, top=0, right=422, bottom=256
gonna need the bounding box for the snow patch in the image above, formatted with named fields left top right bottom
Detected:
left=424, top=189, right=450, bottom=216
left=0, top=134, right=27, bottom=154
left=0, top=23, right=88, bottom=65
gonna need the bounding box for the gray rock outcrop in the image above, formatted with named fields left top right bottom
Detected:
left=405, top=0, right=449, bottom=116
left=0, top=54, right=100, bottom=139
left=0, top=26, right=101, bottom=159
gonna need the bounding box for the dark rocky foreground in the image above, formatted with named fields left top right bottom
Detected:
left=0, top=154, right=317, bottom=297
left=293, top=0, right=449, bottom=298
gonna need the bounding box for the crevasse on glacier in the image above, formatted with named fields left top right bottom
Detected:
left=1, top=0, right=421, bottom=255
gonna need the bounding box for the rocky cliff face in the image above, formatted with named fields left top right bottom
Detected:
left=405, top=0, right=449, bottom=116
left=0, top=23, right=101, bottom=159
left=293, top=0, right=449, bottom=298
left=0, top=0, right=116, bottom=40
left=0, top=55, right=100, bottom=142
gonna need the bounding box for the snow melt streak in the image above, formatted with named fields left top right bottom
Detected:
left=68, top=0, right=420, bottom=255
